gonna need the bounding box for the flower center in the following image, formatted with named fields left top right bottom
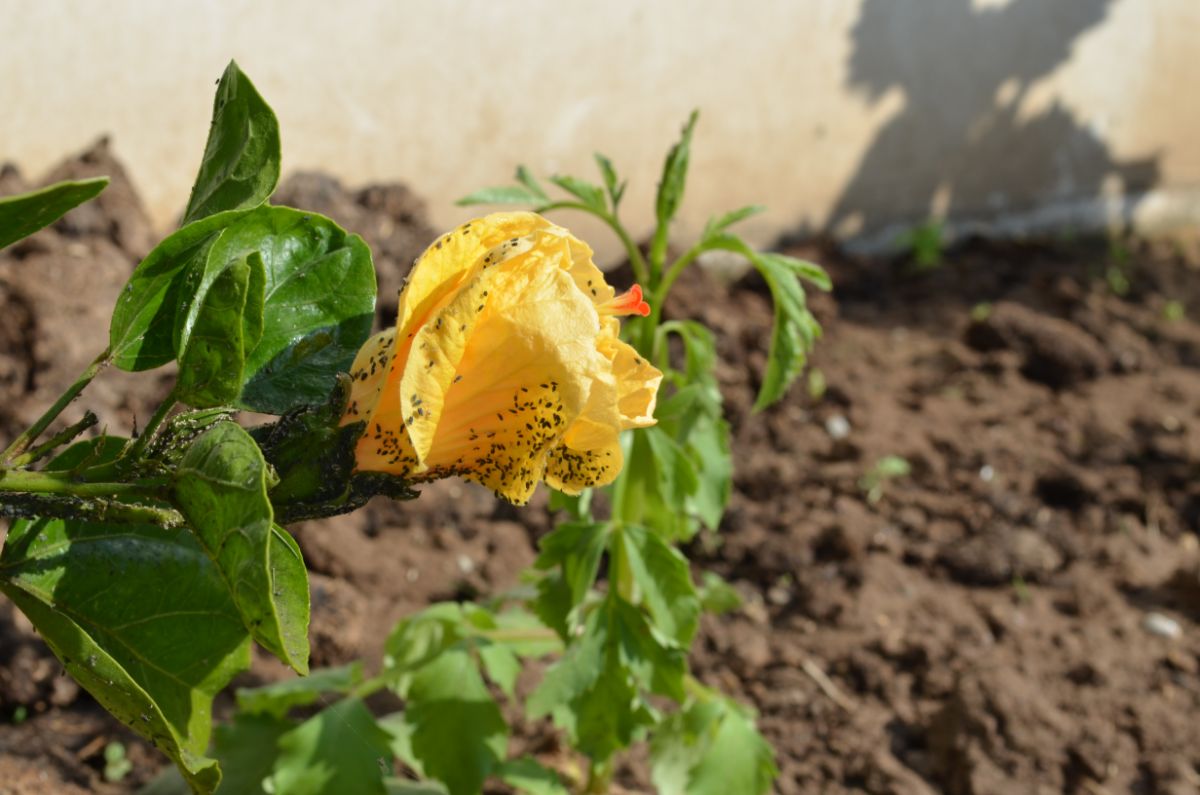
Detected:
left=599, top=284, right=651, bottom=317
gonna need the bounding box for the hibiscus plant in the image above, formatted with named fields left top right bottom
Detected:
left=0, top=62, right=827, bottom=795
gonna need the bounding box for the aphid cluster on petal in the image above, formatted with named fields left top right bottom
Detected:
left=342, top=212, right=662, bottom=504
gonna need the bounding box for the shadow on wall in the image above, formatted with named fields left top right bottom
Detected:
left=826, top=0, right=1160, bottom=246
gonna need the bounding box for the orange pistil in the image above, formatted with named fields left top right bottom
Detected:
left=600, top=283, right=651, bottom=317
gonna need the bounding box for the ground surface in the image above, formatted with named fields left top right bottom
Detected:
left=1, top=144, right=1199, bottom=794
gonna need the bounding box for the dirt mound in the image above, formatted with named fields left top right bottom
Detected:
left=2, top=149, right=1200, bottom=794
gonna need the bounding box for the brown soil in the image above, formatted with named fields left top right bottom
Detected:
left=2, top=143, right=1200, bottom=794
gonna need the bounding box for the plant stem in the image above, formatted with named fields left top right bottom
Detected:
left=655, top=244, right=705, bottom=309
left=1, top=349, right=109, bottom=465
left=584, top=757, right=614, bottom=795
left=0, top=493, right=184, bottom=529
left=121, top=392, right=178, bottom=464
left=0, top=469, right=167, bottom=500
left=8, top=411, right=98, bottom=468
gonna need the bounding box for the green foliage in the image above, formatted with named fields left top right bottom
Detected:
left=182, top=60, right=281, bottom=225
left=650, top=697, right=777, bottom=795
left=0, top=438, right=251, bottom=793
left=1, top=75, right=821, bottom=795
left=859, top=455, right=912, bottom=504
left=173, top=421, right=310, bottom=674
left=448, top=110, right=818, bottom=794
left=898, top=220, right=946, bottom=270
left=104, top=742, right=133, bottom=783
left=0, top=177, right=108, bottom=250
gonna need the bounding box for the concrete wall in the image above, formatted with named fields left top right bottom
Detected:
left=2, top=0, right=1196, bottom=260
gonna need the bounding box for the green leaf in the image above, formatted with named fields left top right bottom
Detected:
left=0, top=439, right=252, bottom=794
left=650, top=699, right=777, bottom=795
left=546, top=487, right=593, bottom=522
left=760, top=250, right=832, bottom=292
left=182, top=60, right=281, bottom=225
left=548, top=175, right=607, bottom=214
left=680, top=412, right=731, bottom=530
left=701, top=205, right=765, bottom=243
left=533, top=522, right=609, bottom=612
left=109, top=209, right=248, bottom=371
left=266, top=698, right=393, bottom=795
left=593, top=153, right=626, bottom=210
left=0, top=177, right=108, bottom=250
left=455, top=185, right=545, bottom=207
left=210, top=206, right=375, bottom=414
left=0, top=521, right=251, bottom=794
left=618, top=427, right=701, bottom=541
left=515, top=166, right=550, bottom=201
left=211, top=712, right=294, bottom=795
left=527, top=596, right=680, bottom=762
left=402, top=649, right=508, bottom=795
left=384, top=780, right=449, bottom=795
left=478, top=641, right=521, bottom=698
left=655, top=110, right=699, bottom=228
left=173, top=421, right=310, bottom=674
left=496, top=758, right=569, bottom=795
left=236, top=662, right=363, bottom=719
left=697, top=571, right=743, bottom=615
left=176, top=252, right=265, bottom=408
left=384, top=603, right=468, bottom=680
left=614, top=525, right=699, bottom=645
left=698, top=233, right=827, bottom=411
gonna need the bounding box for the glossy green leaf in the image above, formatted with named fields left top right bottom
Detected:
left=173, top=421, right=310, bottom=673
left=614, top=525, right=699, bottom=645
left=655, top=111, right=699, bottom=228
left=182, top=61, right=281, bottom=225
left=0, top=438, right=251, bottom=794
left=266, top=699, right=393, bottom=795
left=109, top=209, right=248, bottom=371
left=402, top=649, right=508, bottom=795
left=548, top=175, right=607, bottom=214
left=0, top=177, right=108, bottom=250
left=236, top=662, right=363, bottom=719
left=0, top=523, right=251, bottom=795
left=176, top=252, right=264, bottom=408
left=650, top=699, right=777, bottom=795
left=198, top=206, right=375, bottom=414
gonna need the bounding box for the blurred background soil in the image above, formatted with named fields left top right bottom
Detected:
left=1, top=143, right=1199, bottom=794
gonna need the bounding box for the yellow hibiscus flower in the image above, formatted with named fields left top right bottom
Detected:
left=342, top=212, right=662, bottom=504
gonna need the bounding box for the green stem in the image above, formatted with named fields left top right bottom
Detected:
left=121, top=392, right=178, bottom=464
left=0, top=468, right=167, bottom=500
left=584, top=757, right=615, bottom=795
left=8, top=411, right=98, bottom=468
left=0, top=492, right=184, bottom=529
left=1, top=349, right=109, bottom=465
left=655, top=243, right=705, bottom=310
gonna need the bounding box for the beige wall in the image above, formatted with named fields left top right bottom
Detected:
left=2, top=0, right=1197, bottom=260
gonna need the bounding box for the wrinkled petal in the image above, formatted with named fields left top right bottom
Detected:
left=600, top=337, right=663, bottom=429
left=395, top=212, right=552, bottom=343
left=343, top=212, right=663, bottom=504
